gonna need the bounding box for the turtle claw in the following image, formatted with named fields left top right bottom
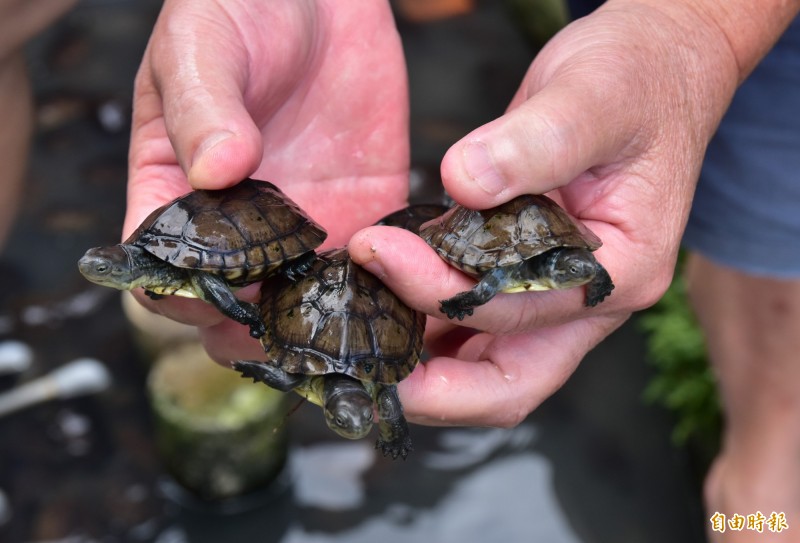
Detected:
left=248, top=326, right=266, bottom=338
left=248, top=320, right=267, bottom=338
left=189, top=271, right=266, bottom=337
left=376, top=436, right=413, bottom=460
left=232, top=360, right=272, bottom=383
left=283, top=251, right=316, bottom=282
left=241, top=302, right=267, bottom=338
left=375, top=385, right=413, bottom=459
left=438, top=278, right=500, bottom=320
left=584, top=264, right=615, bottom=307
left=144, top=290, right=164, bottom=300
left=232, top=360, right=304, bottom=391
left=439, top=297, right=475, bottom=321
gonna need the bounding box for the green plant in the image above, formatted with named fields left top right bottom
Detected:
left=505, top=0, right=568, bottom=47
left=639, top=273, right=721, bottom=452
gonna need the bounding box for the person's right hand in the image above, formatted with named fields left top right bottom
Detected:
left=125, top=0, right=410, bottom=361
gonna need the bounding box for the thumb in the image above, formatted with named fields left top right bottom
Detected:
left=153, top=58, right=263, bottom=190
left=440, top=79, right=637, bottom=209
left=139, top=5, right=265, bottom=190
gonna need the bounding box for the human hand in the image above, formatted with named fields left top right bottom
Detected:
left=125, top=0, right=409, bottom=356
left=349, top=1, right=745, bottom=427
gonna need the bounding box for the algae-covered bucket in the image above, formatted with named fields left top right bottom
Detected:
left=148, top=343, right=288, bottom=501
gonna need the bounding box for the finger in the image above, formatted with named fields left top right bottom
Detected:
left=126, top=23, right=266, bottom=235
left=348, top=225, right=627, bottom=335
left=128, top=281, right=261, bottom=332
left=399, top=313, right=626, bottom=427
left=440, top=76, right=639, bottom=209
left=348, top=226, right=473, bottom=314
left=131, top=290, right=223, bottom=328
left=143, top=29, right=263, bottom=190
left=199, top=318, right=267, bottom=365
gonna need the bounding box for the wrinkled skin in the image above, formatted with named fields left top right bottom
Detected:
left=127, top=0, right=798, bottom=432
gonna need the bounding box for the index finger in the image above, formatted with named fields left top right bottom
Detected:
left=348, top=225, right=626, bottom=335
left=397, top=313, right=626, bottom=427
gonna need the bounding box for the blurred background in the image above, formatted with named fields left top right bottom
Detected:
left=0, top=0, right=715, bottom=541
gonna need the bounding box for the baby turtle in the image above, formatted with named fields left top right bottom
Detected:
left=233, top=248, right=425, bottom=459
left=78, top=179, right=327, bottom=338
left=419, top=194, right=614, bottom=320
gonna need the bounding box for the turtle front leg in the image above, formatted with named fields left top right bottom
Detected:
left=231, top=360, right=307, bottom=392
left=282, top=251, right=317, bottom=282
left=189, top=270, right=266, bottom=338
left=585, top=263, right=614, bottom=307
left=439, top=268, right=504, bottom=320
left=375, top=384, right=412, bottom=460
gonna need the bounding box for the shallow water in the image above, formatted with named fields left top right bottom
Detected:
left=283, top=428, right=582, bottom=543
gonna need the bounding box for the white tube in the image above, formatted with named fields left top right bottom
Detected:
left=0, top=358, right=111, bottom=418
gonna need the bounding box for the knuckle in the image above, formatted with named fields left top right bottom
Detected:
left=494, top=408, right=529, bottom=429
left=632, top=265, right=675, bottom=311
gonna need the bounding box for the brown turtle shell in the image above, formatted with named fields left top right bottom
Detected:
left=375, top=204, right=450, bottom=233
left=258, top=248, right=426, bottom=385
left=419, top=194, right=601, bottom=277
left=127, top=179, right=327, bottom=284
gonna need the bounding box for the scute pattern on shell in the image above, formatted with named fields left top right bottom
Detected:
left=258, top=248, right=426, bottom=385
left=127, top=179, right=327, bottom=283
left=419, top=194, right=602, bottom=276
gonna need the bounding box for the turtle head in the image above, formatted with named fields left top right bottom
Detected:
left=322, top=376, right=374, bottom=440
left=540, top=248, right=598, bottom=289
left=78, top=245, right=144, bottom=290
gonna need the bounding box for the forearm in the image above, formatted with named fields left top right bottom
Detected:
left=580, top=0, right=797, bottom=162
left=610, top=0, right=800, bottom=83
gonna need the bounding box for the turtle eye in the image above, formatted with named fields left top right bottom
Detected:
left=569, top=265, right=579, bottom=275
left=95, top=263, right=110, bottom=274
left=335, top=415, right=347, bottom=428
left=362, top=408, right=374, bottom=423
